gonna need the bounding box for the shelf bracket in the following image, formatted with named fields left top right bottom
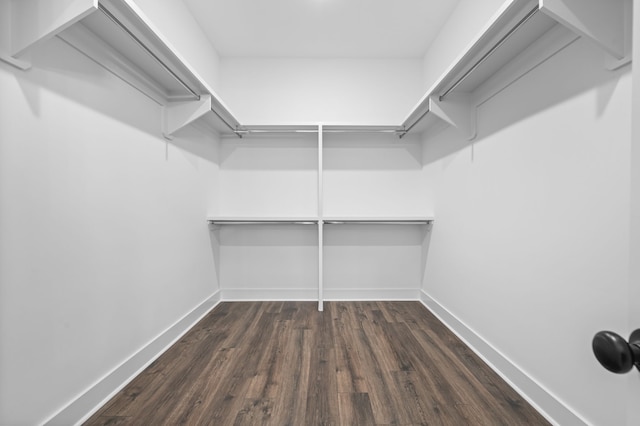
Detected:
left=0, top=53, right=31, bottom=71
left=0, top=0, right=96, bottom=70
left=540, top=0, right=631, bottom=67
left=429, top=94, right=476, bottom=140
left=163, top=95, right=212, bottom=139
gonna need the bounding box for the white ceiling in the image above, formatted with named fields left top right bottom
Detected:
left=182, top=0, right=461, bottom=58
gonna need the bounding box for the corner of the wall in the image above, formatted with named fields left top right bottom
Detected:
left=419, top=290, right=589, bottom=426
left=43, top=291, right=222, bottom=426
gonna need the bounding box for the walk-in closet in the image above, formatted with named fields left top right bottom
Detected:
left=1, top=0, right=638, bottom=424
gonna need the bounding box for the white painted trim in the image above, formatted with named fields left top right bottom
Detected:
left=419, top=290, right=589, bottom=426
left=221, top=288, right=318, bottom=301
left=324, top=288, right=420, bottom=301
left=43, top=291, right=222, bottom=426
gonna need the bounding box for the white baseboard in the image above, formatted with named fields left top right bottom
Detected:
left=44, top=291, right=222, bottom=426
left=43, top=290, right=583, bottom=425
left=324, top=288, right=420, bottom=301
left=419, top=290, right=588, bottom=426
left=221, top=288, right=317, bottom=301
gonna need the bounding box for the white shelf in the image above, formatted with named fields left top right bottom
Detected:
left=208, top=216, right=319, bottom=225
left=401, top=0, right=630, bottom=139
left=0, top=0, right=241, bottom=138
left=2, top=0, right=625, bottom=141
left=323, top=217, right=433, bottom=225
left=208, top=217, right=433, bottom=225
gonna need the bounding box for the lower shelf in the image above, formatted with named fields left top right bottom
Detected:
left=324, top=217, right=433, bottom=225
left=207, top=216, right=434, bottom=311
left=208, top=216, right=434, bottom=225
left=208, top=216, right=319, bottom=225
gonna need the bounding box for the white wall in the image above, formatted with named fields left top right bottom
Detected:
left=217, top=225, right=319, bottom=300
left=217, top=136, right=318, bottom=218
left=323, top=133, right=428, bottom=217
left=0, top=35, right=219, bottom=425
left=422, top=32, right=631, bottom=426
left=324, top=224, right=429, bottom=300
left=219, top=58, right=423, bottom=124
left=323, top=132, right=431, bottom=299
left=215, top=135, right=318, bottom=300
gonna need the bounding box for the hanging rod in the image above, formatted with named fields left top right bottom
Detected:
left=98, top=2, right=201, bottom=101
left=439, top=4, right=539, bottom=101
left=323, top=129, right=402, bottom=134
left=322, top=125, right=406, bottom=135
left=234, top=126, right=407, bottom=135
left=235, top=129, right=319, bottom=135
left=324, top=220, right=432, bottom=225
left=398, top=107, right=430, bottom=139
left=208, top=220, right=318, bottom=225
left=209, top=107, right=243, bottom=138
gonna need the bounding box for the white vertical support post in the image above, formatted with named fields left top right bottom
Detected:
left=318, top=124, right=324, bottom=312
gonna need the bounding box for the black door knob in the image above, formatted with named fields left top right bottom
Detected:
left=592, top=329, right=640, bottom=374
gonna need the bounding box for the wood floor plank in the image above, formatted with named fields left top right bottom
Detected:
left=275, top=327, right=314, bottom=426
left=232, top=398, right=273, bottom=426
left=337, top=393, right=376, bottom=426
left=347, top=326, right=402, bottom=424
left=84, top=301, right=550, bottom=426
left=334, top=327, right=369, bottom=393
left=305, top=346, right=339, bottom=426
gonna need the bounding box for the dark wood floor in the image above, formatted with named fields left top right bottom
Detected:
left=85, top=301, right=550, bottom=425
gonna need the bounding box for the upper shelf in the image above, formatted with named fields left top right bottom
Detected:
left=323, top=217, right=434, bottom=225
left=1, top=0, right=629, bottom=142
left=0, top=0, right=241, bottom=138
left=208, top=216, right=319, bottom=225
left=401, top=0, right=631, bottom=139
left=207, top=216, right=434, bottom=225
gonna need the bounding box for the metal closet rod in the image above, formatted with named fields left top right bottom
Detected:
left=399, top=107, right=430, bottom=139
left=323, top=129, right=404, bottom=134
left=234, top=128, right=406, bottom=135
left=439, top=5, right=540, bottom=101
left=98, top=2, right=201, bottom=101
left=209, top=220, right=317, bottom=225
left=400, top=4, right=539, bottom=136
left=235, top=129, right=318, bottom=134
left=325, top=221, right=431, bottom=225
left=209, top=107, right=243, bottom=137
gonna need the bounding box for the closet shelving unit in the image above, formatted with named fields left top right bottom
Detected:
left=0, top=0, right=241, bottom=137
left=1, top=0, right=629, bottom=310
left=400, top=0, right=631, bottom=140
left=1, top=0, right=628, bottom=140
left=208, top=124, right=433, bottom=311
